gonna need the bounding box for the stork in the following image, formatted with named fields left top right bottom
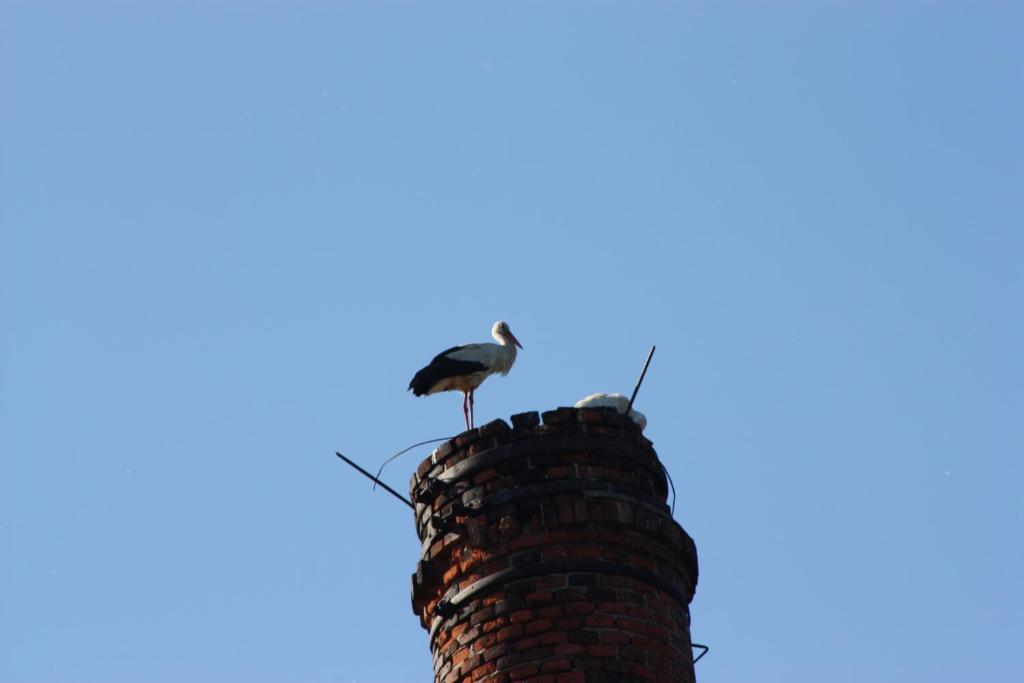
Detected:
left=408, top=321, right=523, bottom=431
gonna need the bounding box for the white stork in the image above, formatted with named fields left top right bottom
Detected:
left=574, top=392, right=648, bottom=430
left=408, top=321, right=523, bottom=431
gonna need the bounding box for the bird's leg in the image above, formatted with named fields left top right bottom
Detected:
left=469, top=390, right=475, bottom=429
left=462, top=392, right=471, bottom=431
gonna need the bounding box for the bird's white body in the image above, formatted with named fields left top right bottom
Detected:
left=421, top=340, right=517, bottom=395
left=574, top=392, right=647, bottom=430
left=409, top=321, right=523, bottom=430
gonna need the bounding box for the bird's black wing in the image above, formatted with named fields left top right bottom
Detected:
left=408, top=345, right=487, bottom=396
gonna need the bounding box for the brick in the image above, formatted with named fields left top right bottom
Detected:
left=616, top=617, right=646, bottom=633
left=512, top=636, right=539, bottom=652
left=583, top=614, right=614, bottom=628
left=567, top=631, right=598, bottom=644
left=546, top=466, right=575, bottom=479
left=540, top=408, right=576, bottom=424
left=483, top=643, right=512, bottom=662
left=496, top=625, right=523, bottom=643
left=536, top=605, right=563, bottom=619
left=555, top=673, right=587, bottom=683
left=507, top=663, right=539, bottom=679
left=510, top=411, right=540, bottom=429
left=495, top=653, right=524, bottom=670
left=576, top=408, right=607, bottom=425
left=630, top=664, right=656, bottom=678
left=510, top=609, right=534, bottom=624
left=538, top=630, right=567, bottom=645
left=482, top=618, right=505, bottom=634
left=627, top=607, right=658, bottom=622
left=524, top=619, right=554, bottom=636
left=586, top=588, right=617, bottom=602
left=479, top=419, right=512, bottom=437
left=417, top=457, right=435, bottom=479
left=567, top=574, right=597, bottom=587
left=517, top=646, right=554, bottom=661
left=471, top=661, right=498, bottom=678
left=541, top=658, right=571, bottom=673
left=563, top=601, right=596, bottom=616
left=555, top=617, right=582, bottom=630
left=534, top=576, right=567, bottom=589
left=619, top=645, right=646, bottom=663
left=600, top=631, right=630, bottom=645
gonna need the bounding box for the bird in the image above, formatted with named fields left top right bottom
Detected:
left=408, top=321, right=523, bottom=431
left=574, top=392, right=647, bottom=430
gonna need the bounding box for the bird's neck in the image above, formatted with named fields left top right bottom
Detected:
left=494, top=333, right=516, bottom=350
left=493, top=334, right=518, bottom=371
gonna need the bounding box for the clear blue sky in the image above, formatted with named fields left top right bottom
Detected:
left=2, top=2, right=1021, bottom=681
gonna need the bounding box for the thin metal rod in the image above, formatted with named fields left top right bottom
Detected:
left=661, top=461, right=677, bottom=516
left=373, top=436, right=453, bottom=491
left=627, top=345, right=656, bottom=412
left=335, top=452, right=415, bottom=510
left=692, top=642, right=709, bottom=663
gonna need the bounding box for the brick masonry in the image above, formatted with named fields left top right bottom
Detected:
left=410, top=407, right=699, bottom=683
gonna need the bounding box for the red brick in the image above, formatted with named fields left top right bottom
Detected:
left=483, top=643, right=512, bottom=662
left=541, top=658, right=571, bottom=673
left=626, top=606, right=657, bottom=621
left=471, top=661, right=498, bottom=678
left=525, top=590, right=554, bottom=604
left=564, top=601, right=595, bottom=616
left=512, top=636, right=539, bottom=652
left=616, top=617, right=646, bottom=633
left=570, top=545, right=601, bottom=559
left=524, top=619, right=554, bottom=636
left=555, top=673, right=586, bottom=683
left=496, top=625, right=523, bottom=643
left=645, top=623, right=670, bottom=640
left=507, top=663, right=539, bottom=679
left=597, top=601, right=627, bottom=613
left=600, top=631, right=630, bottom=645
left=534, top=576, right=567, bottom=589
left=538, top=631, right=567, bottom=645
left=483, top=618, right=505, bottom=633
left=540, top=546, right=571, bottom=561
left=583, top=614, right=614, bottom=628
left=510, top=609, right=534, bottom=624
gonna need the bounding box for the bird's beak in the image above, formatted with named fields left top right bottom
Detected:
left=510, top=332, right=523, bottom=349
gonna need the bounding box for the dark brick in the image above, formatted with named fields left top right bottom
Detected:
left=541, top=658, right=571, bottom=673
left=479, top=419, right=512, bottom=437
left=510, top=411, right=540, bottom=429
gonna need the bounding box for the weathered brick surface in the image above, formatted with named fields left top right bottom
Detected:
left=411, top=407, right=698, bottom=682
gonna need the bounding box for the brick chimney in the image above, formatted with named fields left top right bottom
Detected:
left=410, top=407, right=699, bottom=682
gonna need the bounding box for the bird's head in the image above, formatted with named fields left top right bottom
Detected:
left=493, top=321, right=523, bottom=349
